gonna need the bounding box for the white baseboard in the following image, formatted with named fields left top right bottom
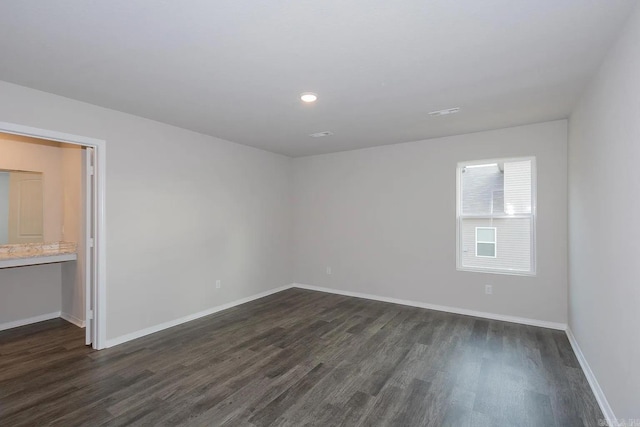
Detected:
left=105, top=284, right=295, bottom=348
left=0, top=311, right=62, bottom=331
left=103, top=283, right=610, bottom=425
left=106, top=281, right=565, bottom=347
left=292, top=283, right=567, bottom=330
left=566, top=328, right=616, bottom=426
left=61, top=312, right=86, bottom=328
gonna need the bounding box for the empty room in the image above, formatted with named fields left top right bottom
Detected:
left=0, top=1, right=638, bottom=426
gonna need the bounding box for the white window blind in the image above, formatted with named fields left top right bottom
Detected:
left=457, top=157, right=536, bottom=275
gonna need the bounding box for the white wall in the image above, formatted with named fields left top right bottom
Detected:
left=0, top=80, right=293, bottom=341
left=568, top=3, right=640, bottom=420
left=0, top=264, right=61, bottom=324
left=0, top=133, right=65, bottom=326
left=0, top=133, right=64, bottom=242
left=293, top=120, right=568, bottom=324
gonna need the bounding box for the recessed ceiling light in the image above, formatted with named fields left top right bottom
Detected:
left=428, top=107, right=461, bottom=117
left=300, top=92, right=318, bottom=103
left=309, top=131, right=333, bottom=138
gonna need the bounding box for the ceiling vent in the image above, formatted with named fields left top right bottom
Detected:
left=309, top=131, right=334, bottom=138
left=428, top=107, right=461, bottom=117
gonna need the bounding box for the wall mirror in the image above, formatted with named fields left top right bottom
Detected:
left=0, top=169, right=44, bottom=245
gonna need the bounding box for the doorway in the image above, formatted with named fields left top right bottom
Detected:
left=0, top=121, right=106, bottom=349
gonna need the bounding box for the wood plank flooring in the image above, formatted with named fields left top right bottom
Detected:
left=0, top=288, right=604, bottom=426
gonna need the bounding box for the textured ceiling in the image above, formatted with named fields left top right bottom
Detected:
left=0, top=1, right=635, bottom=156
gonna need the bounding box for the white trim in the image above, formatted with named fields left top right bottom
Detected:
left=293, top=283, right=567, bottom=330
left=454, top=266, right=536, bottom=277
left=96, top=282, right=612, bottom=425
left=61, top=312, right=86, bottom=328
left=0, top=121, right=107, bottom=350
left=105, top=284, right=295, bottom=348
left=106, top=282, right=567, bottom=348
left=566, top=328, right=616, bottom=426
left=0, top=122, right=104, bottom=146
left=461, top=214, right=532, bottom=219
left=0, top=311, right=61, bottom=331
left=84, top=146, right=96, bottom=346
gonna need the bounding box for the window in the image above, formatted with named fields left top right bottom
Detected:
left=456, top=157, right=536, bottom=275
left=476, top=227, right=496, bottom=258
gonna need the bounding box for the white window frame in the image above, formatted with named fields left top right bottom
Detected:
left=475, top=227, right=497, bottom=258
left=456, top=156, right=537, bottom=276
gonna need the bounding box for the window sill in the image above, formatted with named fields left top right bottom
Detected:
left=457, top=266, right=536, bottom=277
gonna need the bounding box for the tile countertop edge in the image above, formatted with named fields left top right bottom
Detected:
left=0, top=241, right=78, bottom=262
left=0, top=253, right=78, bottom=269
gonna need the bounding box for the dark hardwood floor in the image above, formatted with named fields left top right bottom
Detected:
left=0, top=288, right=603, bottom=426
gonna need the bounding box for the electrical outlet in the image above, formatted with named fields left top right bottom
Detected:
left=216, top=280, right=221, bottom=289
left=485, top=285, right=493, bottom=295
left=326, top=266, right=332, bottom=275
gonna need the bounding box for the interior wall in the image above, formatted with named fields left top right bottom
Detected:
left=61, top=144, right=85, bottom=325
left=0, top=133, right=64, bottom=242
left=0, top=133, right=65, bottom=327
left=568, top=3, right=640, bottom=419
left=0, top=80, right=293, bottom=341
left=0, top=264, right=62, bottom=325
left=293, top=120, right=568, bottom=324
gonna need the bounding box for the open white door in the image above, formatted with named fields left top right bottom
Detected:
left=85, top=147, right=97, bottom=346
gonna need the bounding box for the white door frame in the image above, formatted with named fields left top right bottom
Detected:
left=0, top=121, right=107, bottom=349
